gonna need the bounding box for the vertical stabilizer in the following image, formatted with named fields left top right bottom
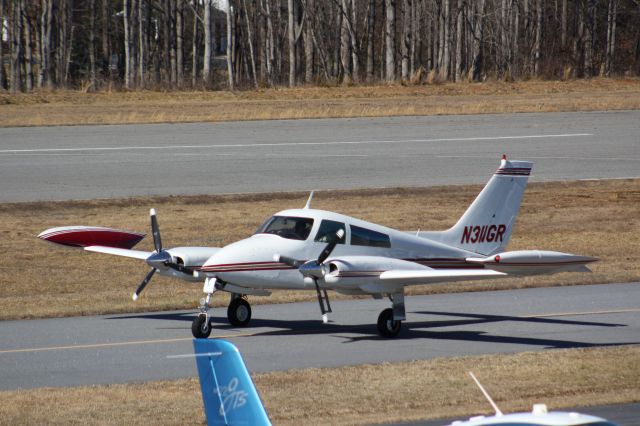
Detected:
left=194, top=339, right=271, bottom=426
left=422, top=156, right=532, bottom=256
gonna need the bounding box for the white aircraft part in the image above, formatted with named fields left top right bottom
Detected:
left=420, top=157, right=532, bottom=256
left=379, top=268, right=506, bottom=285
left=84, top=245, right=152, bottom=260
left=466, top=250, right=597, bottom=275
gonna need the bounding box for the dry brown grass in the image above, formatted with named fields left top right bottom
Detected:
left=0, top=179, right=638, bottom=320
left=1, top=79, right=639, bottom=127
left=1, top=346, right=638, bottom=425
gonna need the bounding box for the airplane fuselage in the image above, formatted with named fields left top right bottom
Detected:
left=199, top=208, right=477, bottom=293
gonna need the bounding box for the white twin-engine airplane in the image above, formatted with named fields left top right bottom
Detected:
left=39, top=156, right=596, bottom=338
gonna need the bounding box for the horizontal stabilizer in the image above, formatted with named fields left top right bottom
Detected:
left=38, top=226, right=145, bottom=249
left=379, top=268, right=506, bottom=285
left=466, top=250, right=597, bottom=275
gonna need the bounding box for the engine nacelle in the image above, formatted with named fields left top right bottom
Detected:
left=324, top=256, right=428, bottom=284
left=466, top=250, right=597, bottom=275
left=166, top=247, right=221, bottom=268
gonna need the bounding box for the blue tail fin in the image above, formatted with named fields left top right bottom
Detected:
left=193, top=339, right=271, bottom=426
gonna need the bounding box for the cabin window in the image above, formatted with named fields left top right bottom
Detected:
left=350, top=225, right=391, bottom=248
left=255, top=216, right=314, bottom=240
left=314, top=220, right=346, bottom=244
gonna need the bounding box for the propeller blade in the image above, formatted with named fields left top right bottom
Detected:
left=133, top=268, right=157, bottom=301
left=150, top=208, right=162, bottom=252
left=317, top=229, right=345, bottom=264
left=274, top=254, right=305, bottom=268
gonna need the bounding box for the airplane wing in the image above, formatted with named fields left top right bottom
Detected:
left=84, top=245, right=152, bottom=260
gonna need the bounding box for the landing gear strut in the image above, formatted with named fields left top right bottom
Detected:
left=192, top=277, right=216, bottom=338
left=376, top=291, right=405, bottom=338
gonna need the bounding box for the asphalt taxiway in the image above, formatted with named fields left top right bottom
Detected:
left=0, top=111, right=639, bottom=202
left=0, top=282, right=638, bottom=391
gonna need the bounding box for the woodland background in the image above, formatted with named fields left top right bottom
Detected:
left=2, top=0, right=640, bottom=93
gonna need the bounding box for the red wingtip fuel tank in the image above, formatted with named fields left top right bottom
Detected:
left=38, top=226, right=145, bottom=249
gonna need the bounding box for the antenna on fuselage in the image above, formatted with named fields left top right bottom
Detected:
left=304, top=191, right=314, bottom=209
left=469, top=372, right=503, bottom=417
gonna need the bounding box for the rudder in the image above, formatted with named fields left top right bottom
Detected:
left=423, top=156, right=532, bottom=256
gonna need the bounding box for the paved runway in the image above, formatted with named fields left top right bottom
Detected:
left=1, top=282, right=638, bottom=391
left=1, top=111, right=639, bottom=202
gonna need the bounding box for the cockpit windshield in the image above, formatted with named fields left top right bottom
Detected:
left=255, top=216, right=314, bottom=240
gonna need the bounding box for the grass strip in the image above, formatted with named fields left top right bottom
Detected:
left=1, top=79, right=639, bottom=127
left=1, top=346, right=638, bottom=425
left=0, top=179, right=638, bottom=321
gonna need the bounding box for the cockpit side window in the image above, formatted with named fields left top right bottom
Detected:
left=255, top=216, right=314, bottom=240
left=314, top=220, right=346, bottom=244
left=350, top=225, right=391, bottom=248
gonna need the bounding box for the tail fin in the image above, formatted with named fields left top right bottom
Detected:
left=193, top=339, right=271, bottom=426
left=423, top=156, right=532, bottom=256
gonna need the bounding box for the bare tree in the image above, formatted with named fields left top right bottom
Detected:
left=365, top=0, right=376, bottom=82
left=227, top=0, right=235, bottom=89
left=604, top=0, right=618, bottom=76
left=385, top=0, right=396, bottom=81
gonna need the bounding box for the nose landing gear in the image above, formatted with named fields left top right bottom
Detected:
left=191, top=278, right=254, bottom=338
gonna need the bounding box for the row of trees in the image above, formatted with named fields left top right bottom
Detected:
left=2, top=0, right=640, bottom=92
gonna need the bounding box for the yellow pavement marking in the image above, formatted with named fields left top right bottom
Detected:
left=1, top=308, right=637, bottom=355
left=0, top=333, right=256, bottom=355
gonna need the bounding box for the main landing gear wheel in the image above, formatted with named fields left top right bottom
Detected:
left=227, top=298, right=252, bottom=327
left=377, top=308, right=402, bottom=338
left=192, top=314, right=212, bottom=338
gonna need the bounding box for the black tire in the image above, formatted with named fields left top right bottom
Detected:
left=377, top=308, right=402, bottom=338
left=192, top=314, right=212, bottom=338
left=227, top=298, right=252, bottom=327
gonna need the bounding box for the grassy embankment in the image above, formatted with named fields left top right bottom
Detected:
left=0, top=178, right=638, bottom=320
left=1, top=346, right=638, bottom=425
left=1, top=78, right=640, bottom=127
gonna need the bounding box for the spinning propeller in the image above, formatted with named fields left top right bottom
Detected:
left=275, top=229, right=344, bottom=322
left=132, top=209, right=194, bottom=301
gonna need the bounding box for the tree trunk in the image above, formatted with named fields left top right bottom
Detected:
left=349, top=0, right=359, bottom=83
left=401, top=0, right=410, bottom=81
left=366, top=0, right=375, bottom=82
left=455, top=0, right=463, bottom=81
left=561, top=0, right=567, bottom=47
left=604, top=0, right=618, bottom=76
left=470, top=0, right=486, bottom=81
left=340, top=0, right=351, bottom=82
left=124, top=0, right=132, bottom=88
left=264, top=0, right=275, bottom=85
left=101, top=0, right=111, bottom=83
left=10, top=0, right=22, bottom=93
left=242, top=0, right=259, bottom=87
left=227, top=0, right=235, bottom=89
left=89, top=0, right=97, bottom=89
left=22, top=0, right=33, bottom=91
left=203, top=0, right=211, bottom=86
left=176, top=0, right=183, bottom=88
left=303, top=0, right=315, bottom=83
left=583, top=0, right=595, bottom=77
left=385, top=0, right=396, bottom=82
left=533, top=0, right=542, bottom=76
left=512, top=0, right=519, bottom=78
left=138, top=0, right=145, bottom=88
left=442, top=0, right=450, bottom=80
left=0, top=0, right=4, bottom=89
left=288, top=0, right=296, bottom=87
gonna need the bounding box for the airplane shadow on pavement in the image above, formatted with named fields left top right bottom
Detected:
left=107, top=309, right=636, bottom=350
